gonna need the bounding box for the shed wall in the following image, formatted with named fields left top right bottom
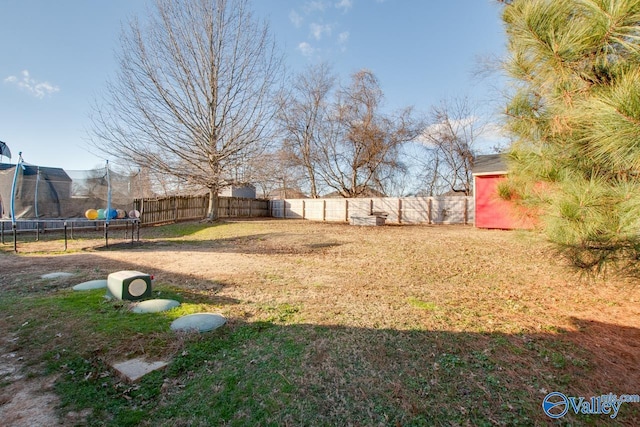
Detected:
left=474, top=174, right=534, bottom=229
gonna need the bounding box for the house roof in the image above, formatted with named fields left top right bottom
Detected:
left=266, top=187, right=308, bottom=199
left=472, top=154, right=508, bottom=176
left=0, top=163, right=72, bottom=181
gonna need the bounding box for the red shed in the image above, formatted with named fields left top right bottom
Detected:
left=473, top=154, right=534, bottom=229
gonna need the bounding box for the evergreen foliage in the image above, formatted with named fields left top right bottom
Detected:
left=502, top=0, right=640, bottom=277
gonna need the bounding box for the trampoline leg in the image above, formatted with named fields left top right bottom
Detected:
left=1, top=221, right=4, bottom=245
left=104, top=222, right=109, bottom=248
left=13, top=223, right=17, bottom=253
left=36, top=222, right=39, bottom=241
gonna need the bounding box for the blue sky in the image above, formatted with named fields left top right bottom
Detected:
left=0, top=0, right=507, bottom=171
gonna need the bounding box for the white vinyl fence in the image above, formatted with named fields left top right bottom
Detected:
left=270, top=196, right=474, bottom=225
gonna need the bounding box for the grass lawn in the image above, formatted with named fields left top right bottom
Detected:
left=0, top=219, right=638, bottom=426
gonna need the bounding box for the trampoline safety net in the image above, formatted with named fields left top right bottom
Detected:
left=0, top=162, right=138, bottom=220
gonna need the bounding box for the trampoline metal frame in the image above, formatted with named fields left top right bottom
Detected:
left=0, top=218, right=140, bottom=252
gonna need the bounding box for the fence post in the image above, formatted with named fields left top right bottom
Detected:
left=345, top=200, right=349, bottom=222
left=398, top=198, right=402, bottom=224
left=323, top=200, right=327, bottom=221
left=302, top=200, right=306, bottom=219
left=173, top=197, right=178, bottom=222
left=464, top=197, right=469, bottom=225
left=428, top=198, right=432, bottom=225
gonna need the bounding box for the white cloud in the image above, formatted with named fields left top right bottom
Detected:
left=3, top=70, right=60, bottom=99
left=338, top=31, right=350, bottom=51
left=335, top=0, right=353, bottom=12
left=419, top=116, right=509, bottom=152
left=338, top=31, right=350, bottom=44
left=289, top=10, right=303, bottom=27
left=304, top=1, right=327, bottom=14
left=482, top=122, right=507, bottom=141
left=419, top=116, right=479, bottom=145
left=310, top=22, right=332, bottom=40
left=298, top=42, right=315, bottom=57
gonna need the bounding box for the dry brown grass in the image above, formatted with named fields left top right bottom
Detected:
left=1, top=219, right=639, bottom=425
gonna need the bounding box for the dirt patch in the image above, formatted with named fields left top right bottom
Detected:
left=0, top=332, right=60, bottom=426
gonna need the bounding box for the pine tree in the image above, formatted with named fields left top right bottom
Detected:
left=501, top=0, right=640, bottom=277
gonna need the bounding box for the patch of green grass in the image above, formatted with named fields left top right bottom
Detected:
left=261, top=303, right=301, bottom=323
left=146, top=220, right=268, bottom=242
left=145, top=222, right=219, bottom=238
left=33, top=289, right=172, bottom=335
left=154, top=322, right=304, bottom=425
left=53, top=355, right=165, bottom=427
left=407, top=297, right=437, bottom=311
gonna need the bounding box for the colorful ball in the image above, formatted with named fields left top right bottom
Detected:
left=97, top=209, right=105, bottom=220
left=129, top=209, right=140, bottom=219
left=85, top=209, right=98, bottom=220
left=116, top=209, right=126, bottom=219
left=106, top=208, right=118, bottom=220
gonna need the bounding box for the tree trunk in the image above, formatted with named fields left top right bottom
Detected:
left=207, top=186, right=219, bottom=221
left=309, top=172, right=318, bottom=198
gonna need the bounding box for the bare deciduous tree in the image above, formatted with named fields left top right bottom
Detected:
left=277, top=63, right=335, bottom=198
left=418, top=97, right=484, bottom=195
left=315, top=69, right=424, bottom=197
left=245, top=148, right=306, bottom=199
left=90, top=0, right=283, bottom=220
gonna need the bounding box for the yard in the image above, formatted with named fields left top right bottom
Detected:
left=0, top=219, right=638, bottom=426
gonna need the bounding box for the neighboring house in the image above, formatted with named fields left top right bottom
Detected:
left=472, top=154, right=534, bottom=229
left=219, top=183, right=256, bottom=199
left=0, top=163, right=72, bottom=218
left=265, top=187, right=308, bottom=200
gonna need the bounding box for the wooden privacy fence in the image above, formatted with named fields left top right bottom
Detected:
left=270, top=196, right=474, bottom=225
left=133, top=195, right=473, bottom=226
left=134, top=195, right=270, bottom=225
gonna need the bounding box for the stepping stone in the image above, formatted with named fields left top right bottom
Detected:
left=111, top=358, right=168, bottom=382
left=41, top=272, right=74, bottom=279
left=170, top=313, right=226, bottom=333
left=73, top=279, right=108, bottom=291
left=131, top=299, right=180, bottom=314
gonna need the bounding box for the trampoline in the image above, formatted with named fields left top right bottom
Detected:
left=0, top=153, right=141, bottom=252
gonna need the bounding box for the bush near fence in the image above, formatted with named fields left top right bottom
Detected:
left=270, top=196, right=474, bottom=225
